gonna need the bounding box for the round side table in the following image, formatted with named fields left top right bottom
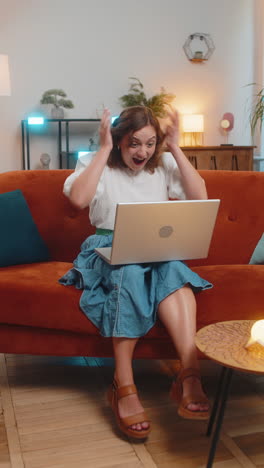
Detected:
left=195, top=320, right=264, bottom=468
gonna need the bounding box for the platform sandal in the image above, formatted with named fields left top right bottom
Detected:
left=107, top=379, right=151, bottom=440
left=170, top=367, right=210, bottom=420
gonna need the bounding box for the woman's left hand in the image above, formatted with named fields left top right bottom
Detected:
left=165, top=110, right=180, bottom=152
left=99, top=108, right=113, bottom=151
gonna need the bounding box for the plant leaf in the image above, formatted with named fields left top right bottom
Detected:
left=119, top=78, right=175, bottom=117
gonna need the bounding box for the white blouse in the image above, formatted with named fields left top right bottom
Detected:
left=63, top=152, right=186, bottom=230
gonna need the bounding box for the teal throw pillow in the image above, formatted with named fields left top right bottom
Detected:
left=249, top=233, right=264, bottom=265
left=0, top=189, right=50, bottom=267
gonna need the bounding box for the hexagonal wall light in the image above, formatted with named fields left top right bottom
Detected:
left=183, top=33, right=215, bottom=62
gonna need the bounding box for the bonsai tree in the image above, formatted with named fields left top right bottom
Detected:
left=40, top=88, right=74, bottom=116
left=119, top=77, right=175, bottom=118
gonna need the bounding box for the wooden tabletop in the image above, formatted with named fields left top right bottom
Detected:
left=195, top=320, right=264, bottom=374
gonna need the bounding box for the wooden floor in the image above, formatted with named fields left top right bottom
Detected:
left=0, top=354, right=263, bottom=468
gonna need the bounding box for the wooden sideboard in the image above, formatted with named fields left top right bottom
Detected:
left=181, top=146, right=255, bottom=171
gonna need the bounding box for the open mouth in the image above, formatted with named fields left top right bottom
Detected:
left=132, top=157, right=146, bottom=166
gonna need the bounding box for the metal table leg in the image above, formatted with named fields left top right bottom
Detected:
left=207, top=366, right=227, bottom=437
left=206, top=367, right=233, bottom=468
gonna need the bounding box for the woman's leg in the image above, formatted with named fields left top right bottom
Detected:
left=158, top=286, right=208, bottom=412
left=112, top=337, right=149, bottom=431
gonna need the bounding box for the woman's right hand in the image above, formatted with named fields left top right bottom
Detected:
left=99, top=108, right=113, bottom=151
left=69, top=108, right=113, bottom=209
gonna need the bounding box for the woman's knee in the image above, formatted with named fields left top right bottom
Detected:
left=158, top=285, right=196, bottom=314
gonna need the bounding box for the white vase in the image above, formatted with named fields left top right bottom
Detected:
left=51, top=107, right=64, bottom=119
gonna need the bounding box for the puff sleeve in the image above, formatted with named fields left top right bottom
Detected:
left=162, top=152, right=187, bottom=200
left=63, top=152, right=95, bottom=197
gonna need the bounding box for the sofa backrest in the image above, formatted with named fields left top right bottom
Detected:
left=0, top=169, right=263, bottom=264
left=189, top=170, right=264, bottom=266
left=0, top=170, right=93, bottom=262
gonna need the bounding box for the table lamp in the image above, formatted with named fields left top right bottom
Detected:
left=0, top=54, right=11, bottom=96
left=182, top=114, right=204, bottom=146
left=245, top=320, right=264, bottom=349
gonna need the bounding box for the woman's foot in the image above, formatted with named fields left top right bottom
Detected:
left=170, top=367, right=210, bottom=420
left=107, top=379, right=151, bottom=439
left=117, top=390, right=150, bottom=432
left=181, top=374, right=209, bottom=413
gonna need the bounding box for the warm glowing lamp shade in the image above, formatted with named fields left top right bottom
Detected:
left=182, top=114, right=204, bottom=132
left=245, top=320, right=264, bottom=349
left=182, top=114, right=204, bottom=146
left=0, top=54, right=11, bottom=96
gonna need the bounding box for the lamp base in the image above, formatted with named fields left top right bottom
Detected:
left=183, top=132, right=204, bottom=146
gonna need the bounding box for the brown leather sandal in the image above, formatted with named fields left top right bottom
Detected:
left=170, top=367, right=210, bottom=420
left=107, top=379, right=151, bottom=440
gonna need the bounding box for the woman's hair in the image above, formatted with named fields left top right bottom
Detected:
left=108, top=106, right=165, bottom=172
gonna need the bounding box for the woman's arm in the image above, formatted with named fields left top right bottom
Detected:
left=165, top=111, right=208, bottom=200
left=69, top=109, right=113, bottom=209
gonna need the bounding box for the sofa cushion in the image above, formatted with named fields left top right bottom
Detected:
left=146, top=263, right=264, bottom=338
left=249, top=233, right=264, bottom=265
left=0, top=261, right=98, bottom=335
left=0, top=262, right=263, bottom=338
left=0, top=190, right=50, bottom=267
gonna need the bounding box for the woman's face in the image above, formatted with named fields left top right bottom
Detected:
left=119, top=125, right=157, bottom=172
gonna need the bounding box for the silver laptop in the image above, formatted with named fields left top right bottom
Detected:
left=94, top=199, right=220, bottom=265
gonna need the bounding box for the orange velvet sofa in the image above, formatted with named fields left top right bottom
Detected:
left=0, top=169, right=263, bottom=359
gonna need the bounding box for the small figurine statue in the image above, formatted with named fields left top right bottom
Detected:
left=40, top=153, right=51, bottom=170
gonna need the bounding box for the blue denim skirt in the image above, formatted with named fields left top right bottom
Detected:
left=59, top=234, right=213, bottom=338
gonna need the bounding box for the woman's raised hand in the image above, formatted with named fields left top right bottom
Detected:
left=99, top=108, right=113, bottom=151
left=165, top=110, right=180, bottom=152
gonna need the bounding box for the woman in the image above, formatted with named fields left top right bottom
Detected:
left=60, top=106, right=211, bottom=440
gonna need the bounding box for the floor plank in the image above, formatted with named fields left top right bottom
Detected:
left=0, top=354, right=22, bottom=468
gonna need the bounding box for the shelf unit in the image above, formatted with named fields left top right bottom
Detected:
left=21, top=118, right=100, bottom=170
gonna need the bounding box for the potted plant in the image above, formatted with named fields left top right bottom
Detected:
left=40, top=89, right=74, bottom=119
left=119, top=77, right=175, bottom=118
left=249, top=83, right=264, bottom=139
